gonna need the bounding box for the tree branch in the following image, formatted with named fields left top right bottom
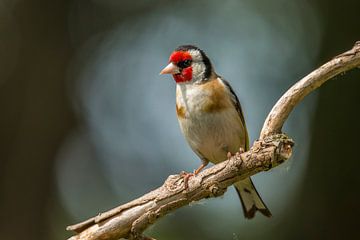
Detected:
left=66, top=41, right=360, bottom=240
left=260, top=41, right=360, bottom=138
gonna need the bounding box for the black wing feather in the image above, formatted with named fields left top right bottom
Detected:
left=220, top=77, right=250, bottom=151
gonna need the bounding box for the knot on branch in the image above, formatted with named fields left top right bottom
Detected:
left=147, top=211, right=157, bottom=224
left=208, top=182, right=226, bottom=197
left=265, top=134, right=294, bottom=169
left=247, top=134, right=294, bottom=171
left=164, top=174, right=185, bottom=192
left=229, top=151, right=244, bottom=171
left=270, top=134, right=294, bottom=164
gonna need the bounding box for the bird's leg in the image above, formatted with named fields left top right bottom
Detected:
left=180, top=172, right=193, bottom=189
left=194, top=162, right=207, bottom=175
left=180, top=162, right=208, bottom=189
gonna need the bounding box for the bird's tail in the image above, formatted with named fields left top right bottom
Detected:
left=234, top=177, right=272, bottom=219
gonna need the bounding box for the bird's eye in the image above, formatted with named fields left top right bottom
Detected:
left=177, top=59, right=192, bottom=68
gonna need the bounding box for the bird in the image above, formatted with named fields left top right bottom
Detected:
left=160, top=45, right=272, bottom=219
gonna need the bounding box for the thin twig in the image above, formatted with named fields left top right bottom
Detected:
left=66, top=41, right=360, bottom=240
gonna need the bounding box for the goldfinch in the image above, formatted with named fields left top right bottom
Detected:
left=160, top=45, right=271, bottom=219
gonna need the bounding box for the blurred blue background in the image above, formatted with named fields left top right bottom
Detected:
left=0, top=0, right=359, bottom=239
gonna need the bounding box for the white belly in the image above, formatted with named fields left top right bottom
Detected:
left=179, top=109, right=245, bottom=164
left=176, top=82, right=246, bottom=164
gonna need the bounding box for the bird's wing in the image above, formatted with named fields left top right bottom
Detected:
left=220, top=78, right=272, bottom=218
left=220, top=77, right=249, bottom=151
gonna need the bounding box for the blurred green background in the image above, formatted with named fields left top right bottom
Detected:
left=0, top=0, right=359, bottom=239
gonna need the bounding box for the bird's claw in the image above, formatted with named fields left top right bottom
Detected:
left=238, top=147, right=245, bottom=154
left=180, top=171, right=195, bottom=189
left=227, top=151, right=233, bottom=160
left=180, top=163, right=207, bottom=189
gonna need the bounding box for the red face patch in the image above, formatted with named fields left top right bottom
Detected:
left=169, top=51, right=192, bottom=63
left=173, top=67, right=192, bottom=83
left=169, top=51, right=193, bottom=83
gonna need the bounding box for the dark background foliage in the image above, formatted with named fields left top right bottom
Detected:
left=0, top=0, right=359, bottom=239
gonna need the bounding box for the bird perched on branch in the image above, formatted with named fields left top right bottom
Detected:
left=160, top=45, right=271, bottom=219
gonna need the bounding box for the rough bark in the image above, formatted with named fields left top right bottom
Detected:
left=66, top=41, right=360, bottom=240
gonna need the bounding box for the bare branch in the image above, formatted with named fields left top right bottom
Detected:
left=260, top=41, right=360, bottom=139
left=66, top=41, right=360, bottom=240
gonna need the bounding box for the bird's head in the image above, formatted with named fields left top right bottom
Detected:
left=160, top=45, right=213, bottom=84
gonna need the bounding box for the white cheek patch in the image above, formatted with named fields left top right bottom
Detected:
left=188, top=49, right=202, bottom=61
left=188, top=49, right=206, bottom=83
left=191, top=62, right=206, bottom=82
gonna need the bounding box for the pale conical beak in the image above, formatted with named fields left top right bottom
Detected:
left=159, top=63, right=180, bottom=75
